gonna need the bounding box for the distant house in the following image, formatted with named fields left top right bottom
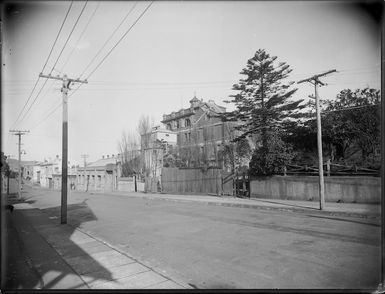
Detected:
left=52, top=164, right=78, bottom=190
left=6, top=158, right=39, bottom=180
left=22, top=161, right=39, bottom=180
left=38, top=156, right=62, bottom=188
left=76, top=155, right=121, bottom=192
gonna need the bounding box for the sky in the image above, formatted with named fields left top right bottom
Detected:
left=2, top=1, right=381, bottom=165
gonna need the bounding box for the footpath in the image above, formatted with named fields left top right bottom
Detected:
left=2, top=193, right=191, bottom=291
left=103, top=190, right=381, bottom=220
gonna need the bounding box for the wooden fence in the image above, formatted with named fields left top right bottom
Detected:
left=283, top=161, right=380, bottom=177
left=160, top=167, right=233, bottom=195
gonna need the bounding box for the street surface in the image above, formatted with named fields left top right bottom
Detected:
left=11, top=185, right=381, bottom=289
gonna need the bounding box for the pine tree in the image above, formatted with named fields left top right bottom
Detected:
left=224, top=49, right=305, bottom=175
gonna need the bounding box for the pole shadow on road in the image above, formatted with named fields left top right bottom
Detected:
left=253, top=198, right=320, bottom=210
left=3, top=197, right=114, bottom=290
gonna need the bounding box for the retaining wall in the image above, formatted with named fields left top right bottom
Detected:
left=250, top=176, right=381, bottom=203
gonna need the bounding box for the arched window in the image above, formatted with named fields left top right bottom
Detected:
left=185, top=118, right=191, bottom=127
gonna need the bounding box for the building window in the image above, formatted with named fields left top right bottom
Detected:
left=188, top=132, right=191, bottom=142
left=176, top=120, right=180, bottom=128
left=184, top=133, right=188, bottom=143
left=185, top=118, right=191, bottom=127
left=166, top=123, right=171, bottom=130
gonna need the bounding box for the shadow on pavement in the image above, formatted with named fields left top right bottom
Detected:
left=3, top=196, right=114, bottom=290
left=252, top=198, right=320, bottom=210
left=305, top=214, right=381, bottom=227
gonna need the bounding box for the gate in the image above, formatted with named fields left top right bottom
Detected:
left=234, top=172, right=250, bottom=198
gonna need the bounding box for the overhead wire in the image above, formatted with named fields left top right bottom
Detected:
left=11, top=1, right=74, bottom=129
left=50, top=1, right=88, bottom=73
left=28, top=1, right=98, bottom=129
left=18, top=1, right=88, bottom=129
left=68, top=1, right=153, bottom=99
left=31, top=2, right=144, bottom=130
left=77, top=1, right=138, bottom=79
left=30, top=102, right=62, bottom=131
left=59, top=1, right=100, bottom=72
left=85, top=2, right=153, bottom=80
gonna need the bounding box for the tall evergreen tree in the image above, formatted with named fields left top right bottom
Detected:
left=224, top=49, right=305, bottom=175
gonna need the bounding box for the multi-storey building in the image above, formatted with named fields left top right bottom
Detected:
left=161, top=96, right=237, bottom=168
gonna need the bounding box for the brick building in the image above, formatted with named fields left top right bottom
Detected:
left=161, top=96, right=237, bottom=168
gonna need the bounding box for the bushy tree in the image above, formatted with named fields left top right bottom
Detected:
left=322, top=88, right=380, bottom=162
left=249, top=130, right=296, bottom=176
left=224, top=49, right=304, bottom=175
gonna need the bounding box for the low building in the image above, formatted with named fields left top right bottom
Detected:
left=52, top=164, right=78, bottom=190
left=76, top=154, right=121, bottom=192
left=38, top=156, right=61, bottom=188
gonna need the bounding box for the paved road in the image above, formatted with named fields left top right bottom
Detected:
left=19, top=186, right=381, bottom=289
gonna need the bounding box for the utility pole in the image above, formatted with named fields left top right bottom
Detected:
left=298, top=69, right=336, bottom=210
left=81, top=154, right=89, bottom=192
left=39, top=73, right=87, bottom=224
left=9, top=130, right=29, bottom=198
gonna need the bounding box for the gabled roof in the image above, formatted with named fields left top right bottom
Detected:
left=204, top=100, right=226, bottom=114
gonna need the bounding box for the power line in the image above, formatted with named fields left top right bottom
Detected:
left=50, top=1, right=88, bottom=73
left=30, top=101, right=62, bottom=131
left=69, top=2, right=152, bottom=99
left=17, top=1, right=88, bottom=128
left=85, top=2, right=153, bottom=80
left=43, top=1, right=74, bottom=72
left=11, top=2, right=74, bottom=129
left=59, top=1, right=100, bottom=72
left=16, top=79, right=50, bottom=128
left=78, top=1, right=138, bottom=79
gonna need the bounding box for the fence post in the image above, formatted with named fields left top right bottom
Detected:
left=235, top=172, right=238, bottom=197
left=326, top=159, right=330, bottom=177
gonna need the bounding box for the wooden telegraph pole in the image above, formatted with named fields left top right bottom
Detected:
left=39, top=73, right=87, bottom=224
left=9, top=130, right=29, bottom=198
left=298, top=69, right=336, bottom=210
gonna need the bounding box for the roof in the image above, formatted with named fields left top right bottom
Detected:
left=86, top=157, right=119, bottom=168
left=204, top=100, right=226, bottom=114
left=161, top=98, right=226, bottom=123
